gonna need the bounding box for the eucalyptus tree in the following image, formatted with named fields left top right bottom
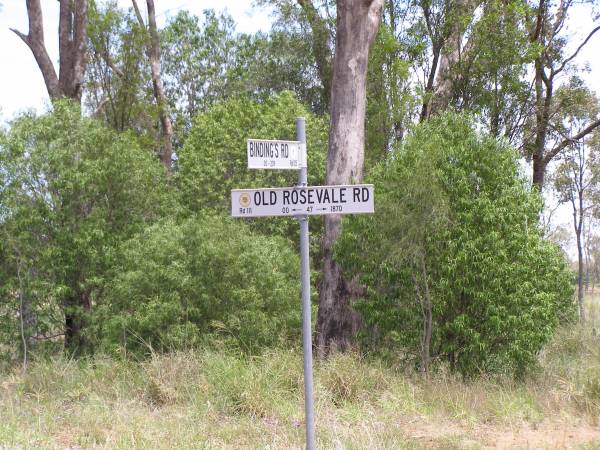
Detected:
left=553, top=81, right=600, bottom=321
left=365, top=0, right=420, bottom=163
left=525, top=0, right=600, bottom=189
left=257, top=0, right=335, bottom=113
left=131, top=0, right=173, bottom=171
left=11, top=0, right=88, bottom=104
left=161, top=10, right=238, bottom=137
left=316, top=0, right=384, bottom=356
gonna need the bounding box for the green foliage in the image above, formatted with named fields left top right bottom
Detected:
left=252, top=0, right=334, bottom=114
left=366, top=22, right=418, bottom=167
left=337, top=113, right=575, bottom=377
left=161, top=10, right=239, bottom=136
left=0, top=101, right=168, bottom=358
left=452, top=0, right=534, bottom=139
left=177, top=91, right=328, bottom=240
left=230, top=30, right=327, bottom=114
left=94, top=215, right=301, bottom=354
left=86, top=1, right=156, bottom=141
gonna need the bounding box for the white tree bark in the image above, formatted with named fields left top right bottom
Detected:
left=132, top=0, right=174, bottom=171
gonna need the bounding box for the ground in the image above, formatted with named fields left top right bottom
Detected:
left=0, top=296, right=599, bottom=449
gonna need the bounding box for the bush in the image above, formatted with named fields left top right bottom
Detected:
left=176, top=91, right=328, bottom=241
left=0, top=101, right=168, bottom=358
left=94, top=215, right=301, bottom=354
left=337, top=113, right=575, bottom=377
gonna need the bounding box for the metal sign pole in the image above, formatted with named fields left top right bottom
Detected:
left=296, top=117, right=315, bottom=450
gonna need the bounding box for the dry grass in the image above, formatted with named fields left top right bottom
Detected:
left=1, top=295, right=600, bottom=449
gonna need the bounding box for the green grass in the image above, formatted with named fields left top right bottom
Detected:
left=1, top=295, right=600, bottom=449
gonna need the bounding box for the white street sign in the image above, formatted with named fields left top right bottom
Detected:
left=231, top=184, right=374, bottom=217
left=247, top=139, right=306, bottom=169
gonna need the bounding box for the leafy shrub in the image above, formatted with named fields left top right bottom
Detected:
left=176, top=91, right=328, bottom=241
left=0, top=101, right=168, bottom=358
left=94, top=215, right=301, bottom=354
left=337, top=113, right=575, bottom=377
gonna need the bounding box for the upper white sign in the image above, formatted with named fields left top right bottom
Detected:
left=231, top=184, right=375, bottom=218
left=247, top=139, right=306, bottom=169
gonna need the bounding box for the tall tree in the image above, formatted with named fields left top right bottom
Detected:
left=85, top=1, right=154, bottom=135
left=132, top=0, right=173, bottom=171
left=296, top=0, right=334, bottom=111
left=420, top=0, right=482, bottom=119
left=316, top=0, right=384, bottom=356
left=526, top=0, right=600, bottom=189
left=552, top=82, right=600, bottom=321
left=11, top=0, right=88, bottom=104
left=450, top=0, right=533, bottom=142
left=365, top=1, right=418, bottom=164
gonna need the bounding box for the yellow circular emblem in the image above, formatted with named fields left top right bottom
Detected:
left=239, top=193, right=251, bottom=208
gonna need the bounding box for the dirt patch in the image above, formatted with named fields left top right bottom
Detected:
left=481, top=418, right=600, bottom=449
left=404, top=416, right=600, bottom=449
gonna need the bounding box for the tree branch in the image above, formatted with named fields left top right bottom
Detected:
left=530, top=0, right=545, bottom=42
left=102, top=50, right=124, bottom=78
left=131, top=0, right=145, bottom=28
left=553, top=26, right=600, bottom=77
left=12, top=0, right=61, bottom=98
left=544, top=118, right=600, bottom=164
left=9, top=28, right=28, bottom=44
left=134, top=0, right=173, bottom=171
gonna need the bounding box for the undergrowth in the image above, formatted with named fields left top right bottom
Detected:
left=1, top=298, right=599, bottom=449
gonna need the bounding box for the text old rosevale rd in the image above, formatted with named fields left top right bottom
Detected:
left=231, top=184, right=374, bottom=217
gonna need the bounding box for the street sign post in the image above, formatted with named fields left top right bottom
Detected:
left=231, top=184, right=374, bottom=218
left=232, top=119, right=374, bottom=450
left=247, top=138, right=306, bottom=169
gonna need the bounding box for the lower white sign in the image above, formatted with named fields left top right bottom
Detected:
left=231, top=184, right=374, bottom=217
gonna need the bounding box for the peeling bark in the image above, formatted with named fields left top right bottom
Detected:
left=316, top=0, right=384, bottom=357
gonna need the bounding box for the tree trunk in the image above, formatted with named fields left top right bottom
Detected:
left=584, top=217, right=591, bottom=293
left=132, top=0, right=173, bottom=171
left=423, top=0, right=478, bottom=119
left=316, top=0, right=384, bottom=357
left=577, top=172, right=586, bottom=322
left=577, top=226, right=585, bottom=322
left=64, top=291, right=91, bottom=354
left=532, top=150, right=546, bottom=189
left=11, top=0, right=88, bottom=103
